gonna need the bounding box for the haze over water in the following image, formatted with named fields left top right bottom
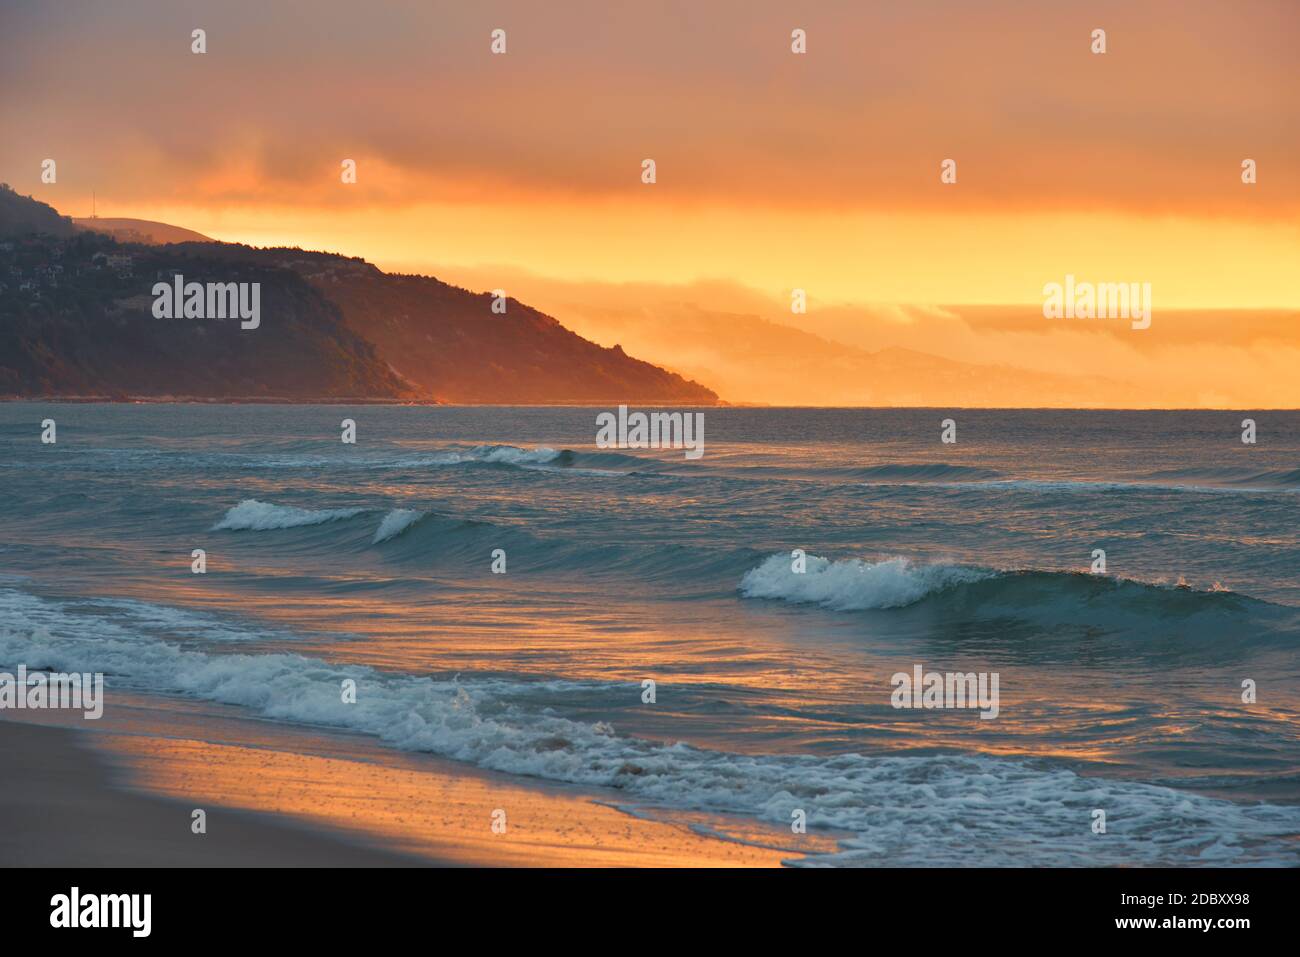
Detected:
left=2, top=404, right=1298, bottom=865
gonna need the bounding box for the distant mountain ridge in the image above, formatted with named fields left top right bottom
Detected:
left=0, top=186, right=718, bottom=404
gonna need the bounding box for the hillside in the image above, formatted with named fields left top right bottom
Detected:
left=0, top=217, right=414, bottom=399
left=328, top=274, right=716, bottom=404
left=0, top=187, right=718, bottom=403
left=306, top=264, right=716, bottom=404
left=151, top=242, right=718, bottom=404
left=0, top=185, right=76, bottom=239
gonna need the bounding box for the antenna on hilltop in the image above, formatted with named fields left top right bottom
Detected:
left=92, top=190, right=97, bottom=219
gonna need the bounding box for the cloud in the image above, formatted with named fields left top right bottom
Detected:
left=3, top=0, right=1297, bottom=216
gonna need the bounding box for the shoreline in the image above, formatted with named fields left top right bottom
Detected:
left=0, top=718, right=427, bottom=867
left=0, top=697, right=814, bottom=867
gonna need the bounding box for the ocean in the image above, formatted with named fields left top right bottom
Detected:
left=2, top=403, right=1298, bottom=866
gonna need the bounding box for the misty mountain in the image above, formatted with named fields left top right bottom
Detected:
left=544, top=296, right=1138, bottom=407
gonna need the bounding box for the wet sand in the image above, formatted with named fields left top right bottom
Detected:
left=0, top=697, right=821, bottom=867
left=0, top=718, right=427, bottom=867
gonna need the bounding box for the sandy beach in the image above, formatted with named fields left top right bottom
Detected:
left=0, top=718, right=426, bottom=867
left=0, top=694, right=816, bottom=867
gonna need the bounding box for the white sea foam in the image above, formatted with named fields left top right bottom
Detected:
left=213, top=499, right=366, bottom=531
left=372, top=508, right=426, bottom=544
left=423, top=445, right=620, bottom=476
left=2, top=586, right=1295, bottom=866
left=474, top=444, right=563, bottom=465
left=740, top=554, right=992, bottom=611
left=423, top=445, right=562, bottom=467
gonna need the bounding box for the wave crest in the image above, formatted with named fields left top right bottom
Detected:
left=737, top=553, right=1290, bottom=646
left=372, top=508, right=427, bottom=544
left=441, top=444, right=564, bottom=466
left=213, top=499, right=366, bottom=531
left=740, top=554, right=992, bottom=610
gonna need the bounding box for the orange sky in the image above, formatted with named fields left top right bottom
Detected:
left=2, top=0, right=1297, bottom=403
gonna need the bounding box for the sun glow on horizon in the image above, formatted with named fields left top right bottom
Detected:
left=84, top=197, right=1300, bottom=311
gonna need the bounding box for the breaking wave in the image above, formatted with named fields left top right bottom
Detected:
left=213, top=499, right=367, bottom=531
left=740, top=554, right=993, bottom=610
left=1, top=585, right=1296, bottom=867
left=372, top=508, right=427, bottom=544
left=738, top=553, right=1288, bottom=632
